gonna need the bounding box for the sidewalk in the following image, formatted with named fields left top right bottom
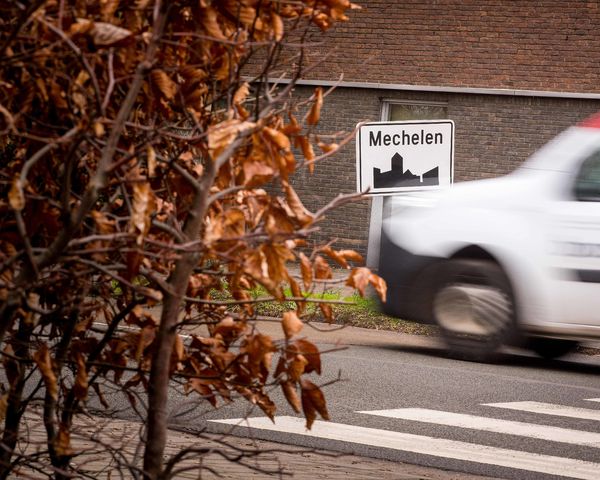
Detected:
left=19, top=406, right=497, bottom=480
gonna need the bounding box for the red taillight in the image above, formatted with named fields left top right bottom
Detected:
left=578, top=112, right=600, bottom=129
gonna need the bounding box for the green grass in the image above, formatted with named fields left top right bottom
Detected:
left=206, top=282, right=436, bottom=336
left=249, top=287, right=437, bottom=336
left=333, top=293, right=437, bottom=336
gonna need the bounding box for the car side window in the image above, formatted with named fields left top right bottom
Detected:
left=573, top=150, right=600, bottom=202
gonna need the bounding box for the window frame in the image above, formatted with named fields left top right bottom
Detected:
left=381, top=99, right=449, bottom=122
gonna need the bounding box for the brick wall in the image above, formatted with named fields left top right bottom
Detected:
left=298, top=0, right=600, bottom=93
left=291, top=85, right=600, bottom=257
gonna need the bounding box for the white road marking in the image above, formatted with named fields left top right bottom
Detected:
left=210, top=416, right=600, bottom=480
left=585, top=398, right=600, bottom=403
left=484, top=401, right=600, bottom=421
left=357, top=408, right=600, bottom=447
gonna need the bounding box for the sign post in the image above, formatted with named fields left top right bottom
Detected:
left=356, top=120, right=454, bottom=195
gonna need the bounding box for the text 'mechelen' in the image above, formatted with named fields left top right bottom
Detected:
left=369, top=129, right=443, bottom=147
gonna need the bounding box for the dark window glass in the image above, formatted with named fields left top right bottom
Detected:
left=389, top=104, right=447, bottom=121
left=574, top=150, right=600, bottom=202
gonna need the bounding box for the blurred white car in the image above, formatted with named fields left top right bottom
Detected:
left=380, top=113, right=600, bottom=360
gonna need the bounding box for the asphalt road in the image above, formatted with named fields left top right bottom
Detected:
left=107, top=325, right=600, bottom=480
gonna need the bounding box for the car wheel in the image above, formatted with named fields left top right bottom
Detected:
left=432, top=259, right=517, bottom=362
left=527, top=337, right=578, bottom=359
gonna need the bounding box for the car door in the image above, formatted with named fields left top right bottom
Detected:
left=550, top=148, right=600, bottom=326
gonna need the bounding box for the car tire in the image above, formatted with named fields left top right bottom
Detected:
left=527, top=337, right=578, bottom=359
left=432, top=259, right=517, bottom=362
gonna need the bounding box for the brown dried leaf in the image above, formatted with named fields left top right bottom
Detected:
left=274, top=355, right=286, bottom=378
left=321, top=246, right=348, bottom=269
left=294, top=339, right=321, bottom=375
left=34, top=344, right=57, bottom=400
left=298, top=136, right=315, bottom=162
left=201, top=6, right=226, bottom=40
left=299, top=252, right=313, bottom=289
left=370, top=272, right=387, bottom=302
left=100, top=0, right=120, bottom=20
left=208, top=119, right=255, bottom=159
left=263, top=127, right=291, bottom=151
left=306, top=87, right=323, bottom=125
left=272, top=12, right=284, bottom=41
left=73, top=353, right=88, bottom=401
left=187, top=273, right=214, bottom=297
left=282, top=381, right=301, bottom=413
left=256, top=392, right=276, bottom=420
left=147, top=146, right=157, bottom=177
left=346, top=267, right=387, bottom=301
left=338, top=249, right=364, bottom=264
left=282, top=181, right=313, bottom=225
left=345, top=267, right=370, bottom=296
left=301, top=387, right=316, bottom=429
left=282, top=114, right=301, bottom=135
left=264, top=243, right=295, bottom=285
left=49, top=80, right=68, bottom=109
left=302, top=379, right=329, bottom=421
left=242, top=157, right=275, bottom=185
left=37, top=77, right=49, bottom=101
left=288, top=277, right=306, bottom=315
left=222, top=208, right=246, bottom=237
left=93, top=121, right=105, bottom=138
left=317, top=141, right=339, bottom=154
left=205, top=207, right=246, bottom=244
left=282, top=311, right=303, bottom=339
left=0, top=394, right=8, bottom=422
left=313, top=12, right=332, bottom=30
left=243, top=333, right=277, bottom=379
left=288, top=354, right=308, bottom=382
left=314, top=255, right=332, bottom=280
left=301, top=379, right=329, bottom=429
left=180, top=66, right=208, bottom=84
left=91, top=210, right=115, bottom=234
left=75, top=69, right=90, bottom=88
left=265, top=202, right=296, bottom=236
left=244, top=249, right=275, bottom=293
left=90, top=22, right=132, bottom=46
left=68, top=18, right=94, bottom=36
left=213, top=317, right=247, bottom=346
left=186, top=378, right=217, bottom=407
left=8, top=178, right=24, bottom=211
left=233, top=82, right=250, bottom=105
left=130, top=182, right=155, bottom=245
left=236, top=5, right=259, bottom=28
left=151, top=70, right=177, bottom=100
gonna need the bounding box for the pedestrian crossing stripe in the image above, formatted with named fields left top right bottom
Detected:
left=357, top=408, right=600, bottom=446
left=484, top=401, right=600, bottom=421
left=210, top=415, right=600, bottom=480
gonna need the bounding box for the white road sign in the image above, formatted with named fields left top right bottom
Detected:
left=356, top=120, right=454, bottom=195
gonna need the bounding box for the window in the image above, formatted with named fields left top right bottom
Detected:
left=385, top=102, right=447, bottom=122
left=574, top=150, right=600, bottom=202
